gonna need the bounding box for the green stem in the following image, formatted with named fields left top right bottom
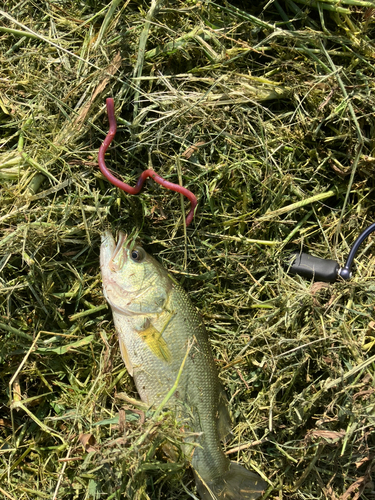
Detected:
left=258, top=189, right=338, bottom=221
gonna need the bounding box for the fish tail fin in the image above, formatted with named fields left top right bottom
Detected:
left=194, top=462, right=267, bottom=500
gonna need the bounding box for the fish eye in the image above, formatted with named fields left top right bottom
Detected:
left=130, top=247, right=145, bottom=263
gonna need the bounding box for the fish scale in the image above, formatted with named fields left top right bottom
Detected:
left=100, top=230, right=267, bottom=499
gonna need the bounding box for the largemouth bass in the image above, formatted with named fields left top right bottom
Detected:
left=100, top=230, right=266, bottom=499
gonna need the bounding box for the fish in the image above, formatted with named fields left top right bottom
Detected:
left=100, top=230, right=267, bottom=499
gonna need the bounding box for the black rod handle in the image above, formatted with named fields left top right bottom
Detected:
left=286, top=253, right=340, bottom=282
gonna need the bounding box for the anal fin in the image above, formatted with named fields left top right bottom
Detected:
left=218, top=386, right=232, bottom=442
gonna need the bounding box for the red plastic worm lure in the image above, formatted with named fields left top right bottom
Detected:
left=98, top=98, right=197, bottom=226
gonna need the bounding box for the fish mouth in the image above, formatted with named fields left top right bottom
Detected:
left=108, top=231, right=127, bottom=271
left=101, top=230, right=167, bottom=316
left=101, top=230, right=153, bottom=316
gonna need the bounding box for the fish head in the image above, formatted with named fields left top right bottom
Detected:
left=100, top=230, right=172, bottom=316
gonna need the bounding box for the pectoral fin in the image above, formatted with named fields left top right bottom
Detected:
left=139, top=322, right=172, bottom=362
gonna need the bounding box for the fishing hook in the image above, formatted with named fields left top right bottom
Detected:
left=98, top=98, right=197, bottom=226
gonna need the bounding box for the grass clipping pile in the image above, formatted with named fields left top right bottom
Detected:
left=1, top=1, right=375, bottom=499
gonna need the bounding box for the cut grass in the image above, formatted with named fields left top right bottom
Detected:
left=1, top=1, right=375, bottom=499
